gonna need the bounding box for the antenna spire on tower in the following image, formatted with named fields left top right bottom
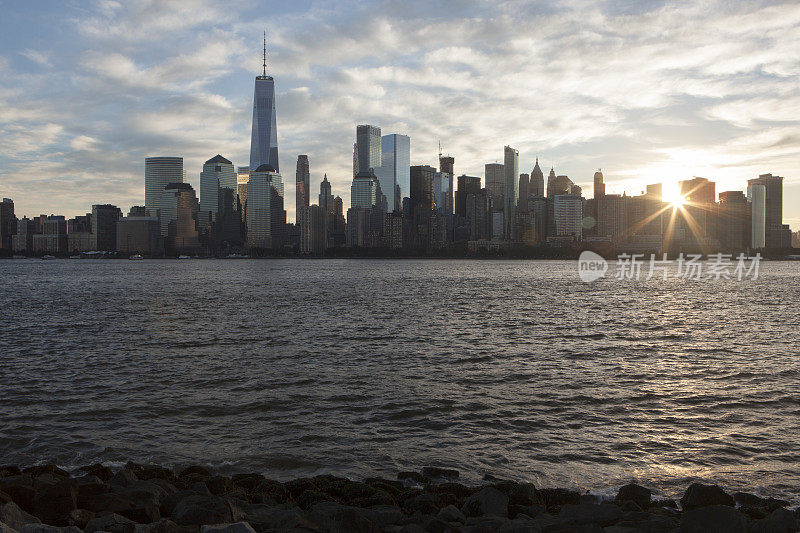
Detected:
left=262, top=30, right=267, bottom=77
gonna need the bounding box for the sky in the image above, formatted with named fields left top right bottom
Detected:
left=0, top=0, right=798, bottom=230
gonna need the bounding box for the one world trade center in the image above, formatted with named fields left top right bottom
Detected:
left=250, top=33, right=279, bottom=173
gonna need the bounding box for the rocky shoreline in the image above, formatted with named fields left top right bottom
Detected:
left=1, top=463, right=798, bottom=532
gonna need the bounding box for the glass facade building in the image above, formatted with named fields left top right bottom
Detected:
left=503, top=146, right=519, bottom=239
left=250, top=75, right=279, bottom=173
left=356, top=125, right=381, bottom=175
left=375, top=133, right=410, bottom=213
left=145, top=157, right=183, bottom=217
left=200, top=155, right=236, bottom=223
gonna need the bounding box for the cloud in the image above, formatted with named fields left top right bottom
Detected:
left=20, top=49, right=52, bottom=68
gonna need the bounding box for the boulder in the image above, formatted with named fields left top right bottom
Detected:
left=401, top=492, right=438, bottom=515
left=32, top=481, right=77, bottom=525
left=170, top=494, right=242, bottom=526
left=615, top=483, right=651, bottom=509
left=615, top=510, right=679, bottom=531
left=329, top=507, right=378, bottom=533
left=421, top=467, right=460, bottom=481
left=506, top=482, right=538, bottom=508
left=0, top=503, right=40, bottom=531
left=0, top=468, right=21, bottom=479
left=199, top=523, right=256, bottom=533
left=78, top=492, right=137, bottom=515
left=66, top=509, right=94, bottom=529
left=80, top=465, right=113, bottom=482
left=84, top=512, right=135, bottom=533
left=177, top=467, right=211, bottom=481
left=137, top=518, right=187, bottom=533
left=20, top=467, right=68, bottom=480
left=230, top=474, right=265, bottom=493
left=461, top=487, right=509, bottom=518
left=437, top=504, right=466, bottom=524
left=733, top=492, right=790, bottom=513
left=396, top=472, right=425, bottom=484
left=362, top=505, right=403, bottom=527
left=536, top=488, right=581, bottom=510
left=679, top=504, right=746, bottom=533
left=109, top=471, right=139, bottom=489
left=750, top=508, right=798, bottom=533
left=679, top=483, right=734, bottom=510
left=0, top=478, right=35, bottom=513
left=0, top=520, right=18, bottom=533
left=557, top=503, right=624, bottom=527
left=19, top=526, right=81, bottom=533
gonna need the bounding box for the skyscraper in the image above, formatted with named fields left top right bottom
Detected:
left=296, top=155, right=310, bottom=252
left=0, top=198, right=14, bottom=251
left=159, top=183, right=200, bottom=253
left=518, top=173, right=530, bottom=209
left=250, top=34, right=279, bottom=173
left=748, top=173, right=789, bottom=248
left=554, top=194, right=584, bottom=241
left=594, top=169, right=605, bottom=199
left=503, top=146, right=519, bottom=240
left=145, top=157, right=183, bottom=216
left=748, top=183, right=766, bottom=249
left=455, top=175, right=481, bottom=218
left=247, top=164, right=282, bottom=249
left=92, top=204, right=122, bottom=251
left=375, top=134, right=410, bottom=212
left=200, top=155, right=236, bottom=223
left=530, top=159, right=544, bottom=197
left=485, top=163, right=504, bottom=204
left=679, top=177, right=715, bottom=204
left=439, top=154, right=454, bottom=214
left=350, top=171, right=383, bottom=209
left=356, top=125, right=381, bottom=175
left=410, top=165, right=436, bottom=215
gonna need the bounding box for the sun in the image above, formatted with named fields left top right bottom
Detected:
left=662, top=186, right=687, bottom=208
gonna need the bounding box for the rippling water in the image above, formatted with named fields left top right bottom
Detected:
left=1, top=259, right=799, bottom=502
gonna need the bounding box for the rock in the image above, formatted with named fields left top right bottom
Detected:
left=199, top=523, right=256, bottom=533
left=230, top=474, right=265, bottom=493
left=679, top=483, right=734, bottom=510
left=437, top=504, right=466, bottom=524
left=462, top=487, right=509, bottom=518
left=421, top=467, right=460, bottom=481
left=79, top=492, right=136, bottom=515
left=0, top=478, right=36, bottom=513
left=750, top=508, right=798, bottom=533
left=0, top=503, right=41, bottom=531
left=109, top=471, right=139, bottom=489
left=401, top=492, right=438, bottom=515
left=20, top=467, right=68, bottom=481
left=80, top=465, right=113, bottom=482
left=616, top=510, right=678, bottom=532
left=615, top=483, right=651, bottom=509
left=506, top=483, right=538, bottom=508
left=360, top=505, right=403, bottom=528
left=536, top=488, right=581, bottom=509
left=557, top=503, right=623, bottom=527
left=498, top=517, right=543, bottom=533
left=137, top=518, right=187, bottom=533
left=31, top=476, right=60, bottom=491
left=0, top=468, right=22, bottom=479
left=272, top=509, right=320, bottom=532
left=330, top=507, right=379, bottom=533
left=177, top=467, right=211, bottom=481
left=19, top=526, right=81, bottom=533
left=0, top=520, right=18, bottom=533
left=32, top=481, right=77, bottom=525
left=66, top=509, right=94, bottom=529
left=84, top=512, right=135, bottom=533
left=733, top=492, right=790, bottom=514
left=679, top=504, right=746, bottom=533
left=170, top=494, right=242, bottom=526
left=396, top=472, right=425, bottom=484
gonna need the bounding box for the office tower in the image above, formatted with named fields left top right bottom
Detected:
left=92, top=204, right=122, bottom=251
left=296, top=155, right=310, bottom=252
left=319, top=174, right=333, bottom=213
left=144, top=157, right=183, bottom=217
left=13, top=217, right=35, bottom=253
left=375, top=134, right=410, bottom=213
left=247, top=164, right=283, bottom=249
left=554, top=194, right=583, bottom=240
left=503, top=146, right=519, bottom=239
left=439, top=154, right=454, bottom=213
left=159, top=183, right=200, bottom=253
left=308, top=204, right=326, bottom=254
left=748, top=173, right=790, bottom=248
left=530, top=159, right=544, bottom=197
left=0, top=198, right=15, bottom=250
left=548, top=173, right=573, bottom=198
left=250, top=36, right=279, bottom=173
left=67, top=214, right=92, bottom=252
left=213, top=188, right=244, bottom=251
left=410, top=165, right=436, bottom=214
left=385, top=211, right=403, bottom=248
left=346, top=206, right=385, bottom=248
left=465, top=189, right=492, bottom=240
left=593, top=169, right=605, bottom=199
left=718, top=191, right=749, bottom=251
left=356, top=125, right=381, bottom=174
left=646, top=183, right=662, bottom=202
left=529, top=195, right=548, bottom=243
left=352, top=143, right=358, bottom=177
left=33, top=216, right=68, bottom=254
left=598, top=194, right=626, bottom=240
left=518, top=173, right=530, bottom=210
left=546, top=167, right=556, bottom=197
left=485, top=163, right=504, bottom=204
left=434, top=171, right=452, bottom=214
left=237, top=166, right=250, bottom=223
left=748, top=184, right=766, bottom=249
left=117, top=212, right=162, bottom=256
left=200, top=155, right=236, bottom=224
left=351, top=170, right=384, bottom=209
left=679, top=177, right=715, bottom=204
left=644, top=184, right=664, bottom=236
left=455, top=175, right=482, bottom=218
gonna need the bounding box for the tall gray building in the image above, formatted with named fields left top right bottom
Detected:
left=296, top=155, right=310, bottom=252
left=503, top=146, right=519, bottom=240
left=250, top=35, right=279, bottom=173
left=200, top=155, right=236, bottom=224
left=374, top=133, right=410, bottom=213
left=145, top=157, right=183, bottom=216
left=530, top=159, right=544, bottom=197
left=485, top=163, right=504, bottom=204
left=747, top=173, right=789, bottom=248
left=356, top=125, right=381, bottom=175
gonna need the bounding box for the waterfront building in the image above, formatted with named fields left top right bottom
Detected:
left=679, top=177, right=715, bottom=204
left=250, top=36, right=279, bottom=173
left=0, top=198, right=14, bottom=251
left=518, top=173, right=530, bottom=211
left=92, top=204, right=122, bottom=251
left=434, top=171, right=452, bottom=215
left=246, top=164, right=285, bottom=249
left=410, top=165, right=436, bottom=215
left=439, top=154, right=454, bottom=215
left=594, top=169, right=605, bottom=199
left=67, top=214, right=92, bottom=252
left=145, top=157, right=183, bottom=217
left=548, top=173, right=574, bottom=198
left=503, top=146, right=519, bottom=240
left=117, top=211, right=162, bottom=256
left=717, top=191, right=750, bottom=251
left=200, top=155, right=236, bottom=225
left=748, top=183, right=766, bottom=249
left=465, top=189, right=492, bottom=241
left=159, top=183, right=200, bottom=254
left=351, top=170, right=384, bottom=211
left=12, top=217, right=35, bottom=253
left=598, top=194, right=626, bottom=240
left=748, top=173, right=790, bottom=249
left=485, top=163, right=504, bottom=205
left=237, top=166, right=250, bottom=223
left=554, top=194, right=584, bottom=240
left=296, top=155, right=310, bottom=253
left=33, top=216, right=67, bottom=254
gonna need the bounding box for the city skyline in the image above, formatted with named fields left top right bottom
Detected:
left=0, top=1, right=799, bottom=231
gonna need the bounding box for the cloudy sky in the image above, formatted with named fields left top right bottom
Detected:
left=1, top=0, right=798, bottom=229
